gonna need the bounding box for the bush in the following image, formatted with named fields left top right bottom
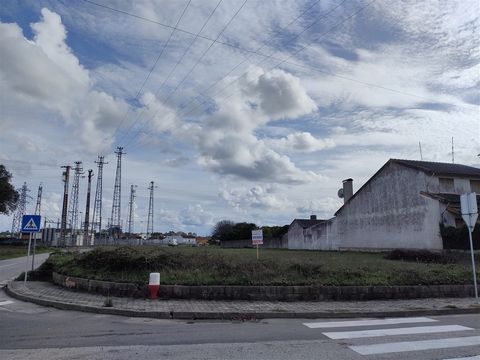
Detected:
left=385, top=249, right=456, bottom=264
left=440, top=223, right=480, bottom=250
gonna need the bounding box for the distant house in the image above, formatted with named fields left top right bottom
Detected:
left=288, top=159, right=480, bottom=251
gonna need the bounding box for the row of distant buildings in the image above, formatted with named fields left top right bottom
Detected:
left=288, top=159, right=480, bottom=251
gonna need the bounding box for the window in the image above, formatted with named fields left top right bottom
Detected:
left=471, top=179, right=480, bottom=193
left=438, top=177, right=454, bottom=193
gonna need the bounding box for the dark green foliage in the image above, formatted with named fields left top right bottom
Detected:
left=385, top=249, right=456, bottom=264
left=0, top=165, right=19, bottom=215
left=262, top=225, right=289, bottom=239
left=440, top=223, right=480, bottom=250
left=39, top=246, right=478, bottom=286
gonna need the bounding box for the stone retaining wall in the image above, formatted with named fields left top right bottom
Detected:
left=52, top=273, right=476, bottom=301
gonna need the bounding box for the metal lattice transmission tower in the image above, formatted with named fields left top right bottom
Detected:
left=146, top=181, right=154, bottom=239
left=34, top=183, right=43, bottom=215
left=127, top=184, right=137, bottom=234
left=11, top=182, right=30, bottom=236
left=68, top=161, right=83, bottom=232
left=84, top=169, right=94, bottom=234
left=110, top=147, right=126, bottom=233
left=91, top=156, right=107, bottom=233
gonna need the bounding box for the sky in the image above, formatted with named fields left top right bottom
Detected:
left=0, top=0, right=479, bottom=235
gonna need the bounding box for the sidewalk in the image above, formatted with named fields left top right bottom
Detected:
left=6, top=281, right=480, bottom=320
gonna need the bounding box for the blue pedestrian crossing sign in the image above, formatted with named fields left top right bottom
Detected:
left=21, top=215, right=42, bottom=233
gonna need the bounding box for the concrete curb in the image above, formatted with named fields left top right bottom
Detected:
left=5, top=282, right=480, bottom=320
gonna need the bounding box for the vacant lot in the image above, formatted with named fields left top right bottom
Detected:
left=39, top=246, right=479, bottom=286
left=0, top=244, right=52, bottom=260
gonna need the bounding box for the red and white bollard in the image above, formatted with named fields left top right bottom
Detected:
left=148, top=272, right=160, bottom=299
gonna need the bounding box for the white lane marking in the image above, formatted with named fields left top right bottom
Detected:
left=350, top=336, right=480, bottom=355
left=324, top=325, right=474, bottom=339
left=443, top=356, right=480, bottom=360
left=303, top=317, right=437, bottom=329
left=0, top=300, right=14, bottom=306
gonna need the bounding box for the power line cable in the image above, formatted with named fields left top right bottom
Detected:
left=128, top=0, right=377, bottom=151
left=122, top=0, right=249, bottom=149
left=124, top=0, right=338, bottom=150
left=115, top=0, right=223, bottom=147
left=108, top=0, right=192, bottom=149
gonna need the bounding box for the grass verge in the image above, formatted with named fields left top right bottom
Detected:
left=35, top=246, right=480, bottom=287
left=0, top=244, right=53, bottom=260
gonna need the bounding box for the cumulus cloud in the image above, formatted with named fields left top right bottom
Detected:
left=190, top=67, right=321, bottom=184
left=265, top=132, right=335, bottom=153
left=0, top=8, right=128, bottom=154
left=179, top=204, right=214, bottom=226
left=220, top=185, right=291, bottom=210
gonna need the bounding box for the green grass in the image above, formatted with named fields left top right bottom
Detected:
left=0, top=245, right=53, bottom=260
left=39, top=246, right=480, bottom=287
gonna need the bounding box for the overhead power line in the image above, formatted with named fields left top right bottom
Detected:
left=108, top=0, right=193, bottom=148
left=115, top=0, right=224, bottom=147
left=128, top=0, right=379, bottom=151
left=122, top=0, right=249, bottom=149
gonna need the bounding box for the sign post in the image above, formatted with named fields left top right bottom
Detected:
left=21, top=215, right=42, bottom=283
left=460, top=192, right=479, bottom=304
left=252, top=229, right=263, bottom=260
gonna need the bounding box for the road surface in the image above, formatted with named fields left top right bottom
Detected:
left=0, top=252, right=50, bottom=285
left=0, top=254, right=479, bottom=359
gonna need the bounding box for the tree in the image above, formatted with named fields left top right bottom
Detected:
left=0, top=165, right=19, bottom=215
left=211, top=220, right=235, bottom=243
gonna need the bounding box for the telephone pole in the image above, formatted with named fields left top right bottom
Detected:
left=34, top=183, right=43, bottom=215
left=84, top=169, right=94, bottom=243
left=60, top=166, right=71, bottom=246
left=91, top=156, right=107, bottom=235
left=127, top=184, right=137, bottom=235
left=11, top=182, right=30, bottom=237
left=110, top=147, right=125, bottom=237
left=146, top=181, right=154, bottom=239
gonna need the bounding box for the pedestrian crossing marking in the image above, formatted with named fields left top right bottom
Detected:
left=323, top=324, right=473, bottom=339
left=0, top=300, right=14, bottom=306
left=24, top=218, right=38, bottom=230
left=303, top=316, right=437, bottom=329
left=349, top=336, right=480, bottom=355
left=443, top=356, right=480, bottom=360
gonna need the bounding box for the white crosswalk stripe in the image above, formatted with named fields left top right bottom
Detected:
left=350, top=336, right=480, bottom=355
left=303, top=317, right=480, bottom=357
left=303, top=316, right=437, bottom=329
left=0, top=300, right=14, bottom=306
left=323, top=325, right=473, bottom=339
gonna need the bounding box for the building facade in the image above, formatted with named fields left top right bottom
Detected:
left=288, top=159, right=480, bottom=251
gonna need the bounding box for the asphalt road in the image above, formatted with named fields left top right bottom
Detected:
left=1, top=254, right=479, bottom=359
left=0, top=293, right=479, bottom=360
left=0, top=252, right=50, bottom=285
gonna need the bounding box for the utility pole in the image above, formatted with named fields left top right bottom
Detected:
left=84, top=169, right=94, bottom=245
left=60, top=165, right=71, bottom=247
left=68, top=161, right=83, bottom=237
left=91, top=156, right=107, bottom=237
left=11, top=182, right=30, bottom=237
left=146, top=181, right=154, bottom=239
left=34, top=183, right=42, bottom=215
left=110, top=147, right=125, bottom=238
left=127, top=184, right=137, bottom=235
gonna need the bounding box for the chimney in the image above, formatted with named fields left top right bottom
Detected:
left=342, top=178, right=353, bottom=203
left=310, top=215, right=317, bottom=220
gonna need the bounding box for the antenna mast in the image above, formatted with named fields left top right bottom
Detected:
left=34, top=183, right=43, bottom=215
left=451, top=137, right=454, bottom=164
left=418, top=142, right=423, bottom=161
left=11, top=182, right=30, bottom=237
left=69, top=161, right=83, bottom=233
left=146, top=181, right=154, bottom=239
left=91, top=156, right=107, bottom=234
left=127, top=184, right=137, bottom=235
left=110, top=147, right=126, bottom=236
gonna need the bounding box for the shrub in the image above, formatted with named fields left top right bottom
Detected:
left=440, top=223, right=480, bottom=250
left=384, top=249, right=456, bottom=264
